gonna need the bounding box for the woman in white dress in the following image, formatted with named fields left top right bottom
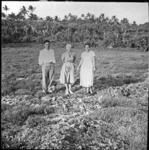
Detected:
left=77, top=43, right=96, bottom=94
left=60, top=44, right=76, bottom=95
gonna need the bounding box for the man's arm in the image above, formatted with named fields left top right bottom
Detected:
left=92, top=52, right=96, bottom=71
left=38, top=51, right=43, bottom=65
left=51, top=50, right=56, bottom=63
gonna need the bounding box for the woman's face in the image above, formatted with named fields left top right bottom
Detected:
left=66, top=44, right=71, bottom=52
left=85, top=45, right=89, bottom=51
left=44, top=42, right=50, bottom=49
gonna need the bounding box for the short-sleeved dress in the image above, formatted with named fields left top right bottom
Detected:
left=80, top=51, right=95, bottom=87
left=60, top=52, right=75, bottom=84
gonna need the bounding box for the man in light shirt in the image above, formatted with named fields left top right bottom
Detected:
left=38, top=40, right=56, bottom=94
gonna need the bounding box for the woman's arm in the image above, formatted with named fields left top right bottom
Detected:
left=38, top=51, right=43, bottom=66
left=77, top=58, right=83, bottom=70
left=93, top=56, right=96, bottom=70
left=92, top=52, right=96, bottom=71
left=61, top=53, right=65, bottom=63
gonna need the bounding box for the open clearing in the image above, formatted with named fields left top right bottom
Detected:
left=1, top=43, right=148, bottom=150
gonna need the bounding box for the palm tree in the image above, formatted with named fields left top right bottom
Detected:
left=46, top=16, right=53, bottom=21
left=111, top=16, right=119, bottom=25
left=105, top=17, right=110, bottom=23
left=28, top=5, right=36, bottom=13
left=81, top=14, right=85, bottom=20
left=3, top=5, right=9, bottom=17
left=54, top=16, right=59, bottom=22
left=28, top=5, right=36, bottom=20
left=8, top=13, right=17, bottom=20
left=29, top=13, right=38, bottom=20
left=68, top=13, right=73, bottom=21
left=64, top=15, right=68, bottom=21
left=90, top=14, right=95, bottom=22
left=86, top=12, right=91, bottom=20
left=99, top=13, right=105, bottom=22
left=120, top=18, right=130, bottom=42
left=17, top=12, right=25, bottom=21
left=2, top=12, right=6, bottom=19
left=20, top=6, right=28, bottom=19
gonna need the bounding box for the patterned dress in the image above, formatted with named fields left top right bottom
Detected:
left=60, top=52, right=75, bottom=84
left=80, top=51, right=95, bottom=87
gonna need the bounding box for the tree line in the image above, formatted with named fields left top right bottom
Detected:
left=2, top=5, right=149, bottom=49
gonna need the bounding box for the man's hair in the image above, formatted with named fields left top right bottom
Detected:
left=84, top=42, right=90, bottom=47
left=44, top=40, right=50, bottom=44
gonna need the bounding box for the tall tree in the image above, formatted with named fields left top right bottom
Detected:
left=64, top=15, right=68, bottom=21
left=29, top=13, right=38, bottom=20
left=81, top=14, right=85, bottom=20
left=28, top=5, right=36, bottom=13
left=3, top=5, right=9, bottom=16
left=28, top=5, right=36, bottom=20
left=46, top=16, right=53, bottom=21
left=99, top=13, right=105, bottom=22
left=8, top=13, right=17, bottom=20
left=20, top=6, right=28, bottom=19
left=2, top=12, right=6, bottom=19
left=54, top=16, right=59, bottom=22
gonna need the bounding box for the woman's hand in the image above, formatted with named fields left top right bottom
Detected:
left=93, top=66, right=96, bottom=71
left=77, top=66, right=80, bottom=71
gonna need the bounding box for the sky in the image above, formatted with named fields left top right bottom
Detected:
left=2, top=1, right=149, bottom=24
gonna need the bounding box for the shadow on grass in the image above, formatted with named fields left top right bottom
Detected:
left=71, top=74, right=144, bottom=94
left=94, top=75, right=144, bottom=91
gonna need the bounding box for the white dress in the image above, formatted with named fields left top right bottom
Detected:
left=80, top=51, right=95, bottom=87
left=60, top=52, right=75, bottom=84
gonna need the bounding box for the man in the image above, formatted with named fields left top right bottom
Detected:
left=38, top=40, right=56, bottom=94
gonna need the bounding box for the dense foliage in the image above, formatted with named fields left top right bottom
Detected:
left=2, top=5, right=149, bottom=49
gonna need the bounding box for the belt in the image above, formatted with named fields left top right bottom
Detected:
left=43, top=62, right=55, bottom=66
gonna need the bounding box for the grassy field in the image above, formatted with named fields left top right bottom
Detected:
left=1, top=43, right=148, bottom=149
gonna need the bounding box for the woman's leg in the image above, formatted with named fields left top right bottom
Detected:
left=89, top=86, right=93, bottom=94
left=68, top=84, right=73, bottom=94
left=65, top=84, right=69, bottom=95
left=86, top=87, right=89, bottom=93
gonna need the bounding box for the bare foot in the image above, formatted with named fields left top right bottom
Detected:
left=42, top=90, right=48, bottom=94
left=65, top=90, right=69, bottom=95
left=69, top=90, right=74, bottom=94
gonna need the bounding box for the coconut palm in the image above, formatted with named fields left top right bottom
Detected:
left=81, top=14, right=85, bottom=20
left=2, top=12, right=6, bottom=19
left=28, top=5, right=36, bottom=13
left=20, top=6, right=28, bottom=19
left=3, top=5, right=9, bottom=17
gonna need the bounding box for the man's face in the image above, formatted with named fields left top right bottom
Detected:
left=44, top=42, right=50, bottom=49
left=85, top=45, right=89, bottom=51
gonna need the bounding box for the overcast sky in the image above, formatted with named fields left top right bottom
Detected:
left=2, top=1, right=148, bottom=24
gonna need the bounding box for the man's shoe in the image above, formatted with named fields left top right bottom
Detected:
left=42, top=90, right=48, bottom=94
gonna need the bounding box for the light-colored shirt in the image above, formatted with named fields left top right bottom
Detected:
left=38, top=49, right=56, bottom=65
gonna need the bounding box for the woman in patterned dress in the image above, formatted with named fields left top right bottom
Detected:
left=60, top=44, right=76, bottom=95
left=77, top=43, right=96, bottom=94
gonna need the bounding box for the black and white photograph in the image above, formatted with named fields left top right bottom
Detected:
left=1, top=1, right=149, bottom=149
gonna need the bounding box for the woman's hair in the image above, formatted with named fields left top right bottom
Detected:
left=84, top=42, right=90, bottom=47
left=44, top=40, right=50, bottom=44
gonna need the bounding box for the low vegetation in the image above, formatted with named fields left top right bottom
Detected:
left=1, top=44, right=148, bottom=149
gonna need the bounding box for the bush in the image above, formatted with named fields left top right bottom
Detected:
left=21, top=35, right=32, bottom=43
left=26, top=115, right=47, bottom=128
